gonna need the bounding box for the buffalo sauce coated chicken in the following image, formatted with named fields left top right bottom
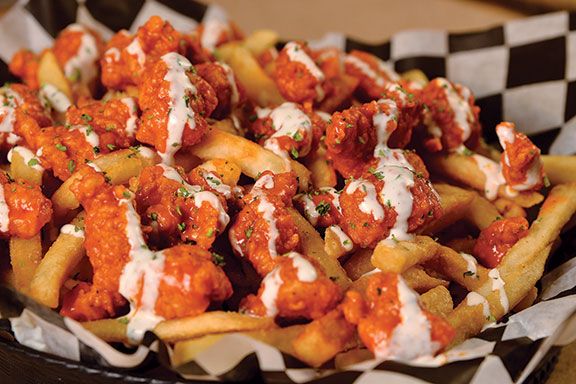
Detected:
left=9, top=50, right=40, bottom=90
left=136, top=52, right=217, bottom=164
left=61, top=166, right=232, bottom=325
left=195, top=62, right=245, bottom=119
left=344, top=50, right=401, bottom=102
left=419, top=77, right=481, bottom=152
left=0, top=84, right=52, bottom=151
left=250, top=102, right=325, bottom=161
left=342, top=272, right=454, bottom=360
left=135, top=164, right=230, bottom=250
left=101, top=16, right=186, bottom=90
left=0, top=171, right=52, bottom=239
left=473, top=216, right=529, bottom=268
left=229, top=171, right=341, bottom=320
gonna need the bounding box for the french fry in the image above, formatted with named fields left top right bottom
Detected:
left=427, top=153, right=544, bottom=208
left=172, top=334, right=226, bottom=368
left=464, top=193, right=501, bottom=230
left=371, top=236, right=440, bottom=274
left=542, top=155, right=576, bottom=185
left=304, top=146, right=337, bottom=188
left=8, top=149, right=44, bottom=293
left=402, top=266, right=449, bottom=294
left=51, top=148, right=158, bottom=217
left=196, top=158, right=242, bottom=187
left=494, top=197, right=526, bottom=219
left=189, top=127, right=311, bottom=191
left=513, top=286, right=537, bottom=312
left=154, top=311, right=277, bottom=343
left=28, top=212, right=86, bottom=308
left=401, top=69, right=429, bottom=86
left=334, top=348, right=373, bottom=369
left=420, top=285, right=453, bottom=318
left=242, top=30, right=279, bottom=56
left=246, top=324, right=305, bottom=357
left=292, top=309, right=357, bottom=367
left=420, top=183, right=475, bottom=235
left=288, top=208, right=351, bottom=290
left=427, top=245, right=490, bottom=292
left=81, top=319, right=127, bottom=343
left=344, top=248, right=374, bottom=281
left=38, top=50, right=73, bottom=100
left=218, top=44, right=284, bottom=107
left=324, top=225, right=352, bottom=260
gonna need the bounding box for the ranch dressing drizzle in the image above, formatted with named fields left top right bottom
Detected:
left=460, top=252, right=478, bottom=276
left=60, top=224, right=85, bottom=238
left=159, top=52, right=197, bottom=165
left=346, top=179, right=385, bottom=221
left=468, top=151, right=505, bottom=201
left=258, top=102, right=313, bottom=159
left=121, top=98, right=138, bottom=137
left=0, top=183, right=9, bottom=232
left=39, top=84, right=71, bottom=113
left=7, top=146, right=44, bottom=172
left=488, top=268, right=509, bottom=313
left=201, top=19, right=228, bottom=52
left=465, top=292, right=490, bottom=318
left=375, top=276, right=437, bottom=360
left=0, top=87, right=23, bottom=142
left=63, top=24, right=98, bottom=85
left=104, top=47, right=120, bottom=63
left=126, top=38, right=145, bottom=67
left=285, top=42, right=325, bottom=100
left=295, top=193, right=319, bottom=226
left=345, top=55, right=385, bottom=86
left=72, top=125, right=100, bottom=148
left=248, top=174, right=280, bottom=258
left=260, top=252, right=318, bottom=317
left=328, top=225, right=353, bottom=251
left=201, top=171, right=232, bottom=199
left=118, top=194, right=165, bottom=342
left=436, top=78, right=474, bottom=143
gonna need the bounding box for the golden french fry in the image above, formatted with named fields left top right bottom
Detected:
left=371, top=236, right=440, bottom=274
left=172, top=334, right=226, bottom=368
left=28, top=212, right=86, bottom=308
left=542, top=155, right=576, bottom=185
left=154, top=311, right=277, bottom=343
left=402, top=266, right=449, bottom=294
left=324, top=225, right=353, bottom=260
left=344, top=248, right=374, bottom=281
left=51, top=148, right=158, bottom=217
left=243, top=29, right=279, bottom=56
left=513, top=286, right=537, bottom=313
left=288, top=208, right=351, bottom=290
left=494, top=197, right=526, bottom=219
left=427, top=245, right=489, bottom=292
left=292, top=309, right=357, bottom=367
left=334, top=348, right=373, bottom=369
left=196, top=158, right=242, bottom=187
left=464, top=193, right=501, bottom=230
left=189, top=127, right=311, bottom=191
left=246, top=324, right=305, bottom=357
left=420, top=183, right=475, bottom=235
left=38, top=50, right=72, bottom=100
left=304, top=146, right=337, bottom=189
left=420, top=285, right=453, bottom=318
left=446, top=237, right=475, bottom=254
left=9, top=150, right=42, bottom=185
left=219, top=44, right=284, bottom=106
left=81, top=319, right=128, bottom=343
left=10, top=236, right=42, bottom=294
left=427, top=153, right=544, bottom=208
left=401, top=69, right=429, bottom=87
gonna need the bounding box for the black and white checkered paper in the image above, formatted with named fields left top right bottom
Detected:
left=0, top=1, right=575, bottom=383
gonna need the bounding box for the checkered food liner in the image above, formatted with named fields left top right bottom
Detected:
left=1, top=1, right=576, bottom=383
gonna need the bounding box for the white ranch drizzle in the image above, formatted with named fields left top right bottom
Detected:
left=126, top=38, right=146, bottom=68
left=201, top=171, right=232, bottom=199
left=295, top=193, right=319, bottom=226
left=260, top=252, right=318, bottom=317
left=328, top=225, right=353, bottom=251
left=0, top=183, right=9, bottom=233
left=215, top=62, right=239, bottom=105
left=63, top=24, right=98, bottom=85
left=257, top=197, right=280, bottom=258
left=465, top=291, right=490, bottom=318
left=86, top=161, right=102, bottom=173
left=435, top=78, right=474, bottom=143
left=345, top=55, right=385, bottom=87
left=60, top=224, right=85, bottom=238
left=470, top=152, right=505, bottom=201
left=460, top=252, right=478, bottom=276
left=39, top=84, right=71, bottom=113
left=375, top=276, right=438, bottom=360
left=346, top=179, right=384, bottom=221
left=496, top=123, right=541, bottom=192
left=7, top=146, right=43, bottom=172
left=201, top=19, right=228, bottom=52
left=159, top=52, right=197, bottom=165
left=284, top=42, right=325, bottom=100
left=104, top=47, right=120, bottom=63
left=121, top=98, right=138, bottom=137
left=118, top=194, right=166, bottom=342
left=488, top=268, right=509, bottom=313
left=258, top=102, right=313, bottom=159
left=0, top=87, right=23, bottom=142
left=72, top=125, right=100, bottom=148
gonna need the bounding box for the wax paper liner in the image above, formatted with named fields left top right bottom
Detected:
left=0, top=1, right=576, bottom=383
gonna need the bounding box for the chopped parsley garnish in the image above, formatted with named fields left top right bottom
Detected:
left=290, top=147, right=299, bottom=159
left=106, top=144, right=117, bottom=151
left=206, top=175, right=221, bottom=185
left=315, top=201, right=331, bottom=216
left=93, top=146, right=100, bottom=154
left=543, top=175, right=551, bottom=188
left=390, top=234, right=399, bottom=243
left=67, top=160, right=76, bottom=173
left=293, top=131, right=303, bottom=142
left=55, top=143, right=67, bottom=152
left=245, top=226, right=254, bottom=239
left=461, top=147, right=473, bottom=156
left=149, top=212, right=158, bottom=221
left=358, top=136, right=366, bottom=144
left=81, top=113, right=93, bottom=122
left=343, top=239, right=351, bottom=246
left=122, top=191, right=131, bottom=198
left=177, top=222, right=186, bottom=232
left=117, top=318, right=129, bottom=325
left=206, top=228, right=214, bottom=237
left=212, top=252, right=226, bottom=267
left=27, top=158, right=39, bottom=167
left=177, top=187, right=191, bottom=198
left=463, top=271, right=475, bottom=278
left=368, top=167, right=384, bottom=180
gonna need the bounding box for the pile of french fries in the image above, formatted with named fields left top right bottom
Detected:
left=2, top=20, right=576, bottom=374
